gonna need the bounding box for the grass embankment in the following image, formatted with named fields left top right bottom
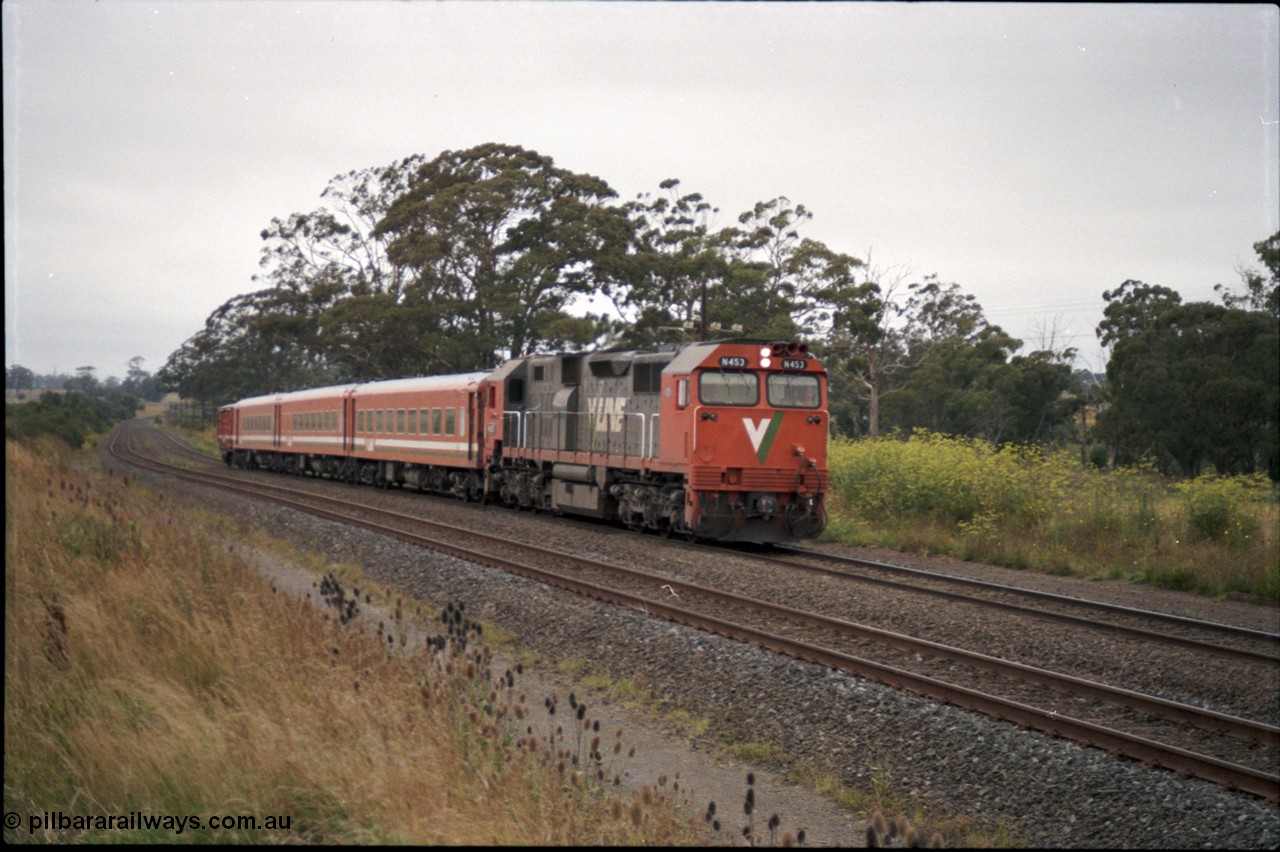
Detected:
left=826, top=432, right=1280, bottom=601
left=4, top=438, right=699, bottom=844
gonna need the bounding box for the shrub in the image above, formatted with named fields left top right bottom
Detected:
left=827, top=431, right=1066, bottom=529
left=825, top=432, right=1279, bottom=599
left=1175, top=474, right=1271, bottom=547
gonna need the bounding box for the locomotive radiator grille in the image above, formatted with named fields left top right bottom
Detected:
left=690, top=467, right=828, bottom=492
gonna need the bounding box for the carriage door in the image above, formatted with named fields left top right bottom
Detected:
left=468, top=391, right=479, bottom=462
left=343, top=393, right=357, bottom=454
left=273, top=403, right=283, bottom=449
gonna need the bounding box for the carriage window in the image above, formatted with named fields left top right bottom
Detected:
left=397, top=409, right=406, bottom=434
left=698, top=371, right=759, bottom=406
left=419, top=409, right=429, bottom=434
left=432, top=408, right=442, bottom=435
left=458, top=407, right=466, bottom=437
left=376, top=410, right=384, bottom=433
left=445, top=408, right=456, bottom=436
left=767, top=373, right=821, bottom=409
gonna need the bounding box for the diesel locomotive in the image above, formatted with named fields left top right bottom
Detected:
left=217, top=340, right=828, bottom=543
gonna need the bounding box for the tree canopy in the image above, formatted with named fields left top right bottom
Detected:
left=157, top=144, right=1273, bottom=477
left=1096, top=259, right=1279, bottom=477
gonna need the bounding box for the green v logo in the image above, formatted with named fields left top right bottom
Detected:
left=743, top=413, right=783, bottom=463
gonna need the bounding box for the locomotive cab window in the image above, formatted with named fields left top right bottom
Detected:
left=767, top=373, right=821, bottom=409
left=698, top=370, right=759, bottom=406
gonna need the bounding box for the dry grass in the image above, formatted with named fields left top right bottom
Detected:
left=4, top=439, right=702, bottom=844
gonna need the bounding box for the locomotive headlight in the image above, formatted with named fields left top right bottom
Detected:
left=759, top=347, right=771, bottom=358
left=760, top=357, right=772, bottom=368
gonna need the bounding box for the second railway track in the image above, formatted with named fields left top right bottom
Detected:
left=112, top=419, right=1280, bottom=803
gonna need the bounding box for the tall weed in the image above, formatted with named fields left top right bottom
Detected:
left=1176, top=474, right=1270, bottom=546
left=4, top=441, right=701, bottom=844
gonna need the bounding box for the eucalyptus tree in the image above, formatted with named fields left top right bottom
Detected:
left=820, top=267, right=906, bottom=438
left=374, top=143, right=631, bottom=367
left=5, top=364, right=35, bottom=392
left=865, top=277, right=1077, bottom=444
left=1215, top=230, right=1279, bottom=318
left=607, top=178, right=729, bottom=347
left=721, top=196, right=865, bottom=341
left=1097, top=275, right=1278, bottom=476
left=159, top=285, right=337, bottom=405
left=255, top=159, right=429, bottom=378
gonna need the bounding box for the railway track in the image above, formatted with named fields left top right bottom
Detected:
left=768, top=545, right=1279, bottom=664
left=141, top=424, right=1280, bottom=664
left=110, top=420, right=1280, bottom=803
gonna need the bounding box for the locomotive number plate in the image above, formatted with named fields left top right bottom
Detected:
left=718, top=356, right=749, bottom=368
left=782, top=359, right=808, bottom=370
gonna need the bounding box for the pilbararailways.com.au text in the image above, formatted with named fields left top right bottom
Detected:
left=11, top=810, right=291, bottom=836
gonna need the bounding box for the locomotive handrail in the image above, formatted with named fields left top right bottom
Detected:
left=520, top=409, right=656, bottom=461
left=502, top=407, right=543, bottom=449
left=523, top=405, right=542, bottom=448
left=501, top=411, right=521, bottom=448
left=507, top=407, right=660, bottom=460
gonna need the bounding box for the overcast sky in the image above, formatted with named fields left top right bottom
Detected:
left=5, top=1, right=1277, bottom=382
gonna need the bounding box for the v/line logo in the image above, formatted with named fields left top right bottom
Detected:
left=742, top=413, right=784, bottom=463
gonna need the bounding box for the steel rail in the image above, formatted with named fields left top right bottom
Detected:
left=151, top=421, right=1280, bottom=664
left=108, top=422, right=1280, bottom=803
left=779, top=544, right=1280, bottom=649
